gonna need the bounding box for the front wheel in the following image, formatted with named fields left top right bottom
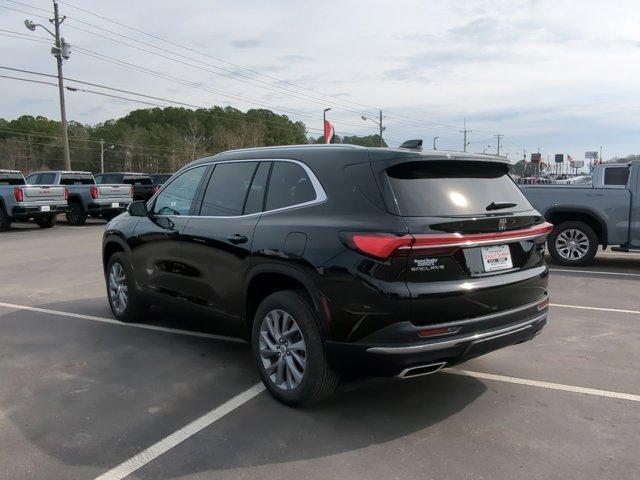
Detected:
left=548, top=221, right=598, bottom=266
left=36, top=214, right=57, bottom=229
left=251, top=290, right=339, bottom=406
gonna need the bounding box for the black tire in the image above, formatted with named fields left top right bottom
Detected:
left=251, top=290, right=339, bottom=406
left=0, top=206, right=10, bottom=231
left=66, top=202, right=87, bottom=226
left=35, top=214, right=57, bottom=229
left=547, top=221, right=598, bottom=266
left=105, top=251, right=148, bottom=322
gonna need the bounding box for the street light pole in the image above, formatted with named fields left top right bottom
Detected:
left=433, top=136, right=439, bottom=150
left=24, top=1, right=71, bottom=170
left=99, top=139, right=114, bottom=173
left=361, top=110, right=386, bottom=147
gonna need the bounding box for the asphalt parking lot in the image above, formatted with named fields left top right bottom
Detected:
left=1, top=220, right=639, bottom=480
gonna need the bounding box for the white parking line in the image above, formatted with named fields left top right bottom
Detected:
left=93, top=383, right=265, bottom=480
left=549, top=303, right=640, bottom=315
left=0, top=301, right=247, bottom=344
left=448, top=369, right=640, bottom=402
left=550, top=268, right=640, bottom=278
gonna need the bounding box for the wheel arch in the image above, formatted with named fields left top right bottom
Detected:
left=102, top=233, right=131, bottom=274
left=544, top=207, right=608, bottom=246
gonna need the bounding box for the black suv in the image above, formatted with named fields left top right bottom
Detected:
left=102, top=145, right=551, bottom=405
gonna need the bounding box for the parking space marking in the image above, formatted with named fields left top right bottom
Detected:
left=448, top=369, right=640, bottom=402
left=549, top=303, right=639, bottom=315
left=550, top=268, right=640, bottom=278
left=0, top=301, right=246, bottom=343
left=93, top=383, right=265, bottom=480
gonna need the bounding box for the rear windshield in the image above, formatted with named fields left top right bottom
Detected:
left=384, top=161, right=531, bottom=216
left=151, top=174, right=172, bottom=185
left=123, top=176, right=152, bottom=185
left=60, top=174, right=95, bottom=185
left=0, top=173, right=25, bottom=185
left=95, top=174, right=122, bottom=184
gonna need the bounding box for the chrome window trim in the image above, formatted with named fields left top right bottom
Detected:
left=150, top=158, right=327, bottom=219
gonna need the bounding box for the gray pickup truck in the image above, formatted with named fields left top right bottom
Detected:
left=26, top=171, right=132, bottom=226
left=521, top=162, right=640, bottom=266
left=0, top=169, right=68, bottom=231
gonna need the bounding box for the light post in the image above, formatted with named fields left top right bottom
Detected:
left=24, top=2, right=72, bottom=170
left=433, top=136, right=439, bottom=150
left=483, top=145, right=493, bottom=154
left=361, top=110, right=386, bottom=147
left=100, top=139, right=114, bottom=173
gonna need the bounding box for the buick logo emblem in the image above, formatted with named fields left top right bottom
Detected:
left=498, top=218, right=508, bottom=231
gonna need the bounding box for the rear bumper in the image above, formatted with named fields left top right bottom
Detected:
left=88, top=200, right=131, bottom=214
left=12, top=203, right=67, bottom=218
left=326, top=297, right=548, bottom=377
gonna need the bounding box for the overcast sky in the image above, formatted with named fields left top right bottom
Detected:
left=1, top=0, right=640, bottom=162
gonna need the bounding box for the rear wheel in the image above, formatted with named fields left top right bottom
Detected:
left=0, top=207, right=10, bottom=231
left=66, top=202, right=87, bottom=226
left=36, top=214, right=57, bottom=229
left=548, top=221, right=598, bottom=266
left=251, top=290, right=339, bottom=406
left=106, top=252, right=147, bottom=322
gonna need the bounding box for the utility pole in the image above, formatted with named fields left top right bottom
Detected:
left=379, top=110, right=383, bottom=147
left=24, top=1, right=72, bottom=170
left=361, top=110, right=386, bottom=147
left=460, top=118, right=472, bottom=152
left=494, top=134, right=503, bottom=156
left=600, top=145, right=603, bottom=165
left=100, top=139, right=105, bottom=173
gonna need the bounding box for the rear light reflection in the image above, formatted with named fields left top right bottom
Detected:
left=537, top=297, right=549, bottom=310
left=63, top=187, right=69, bottom=200
left=418, top=326, right=461, bottom=338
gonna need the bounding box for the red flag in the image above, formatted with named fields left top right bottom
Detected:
left=323, top=119, right=334, bottom=144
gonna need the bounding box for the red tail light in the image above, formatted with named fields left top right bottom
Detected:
left=129, top=186, right=134, bottom=198
left=342, top=222, right=554, bottom=260
left=63, top=187, right=69, bottom=200
left=152, top=185, right=159, bottom=195
left=90, top=186, right=99, bottom=199
left=13, top=187, right=24, bottom=202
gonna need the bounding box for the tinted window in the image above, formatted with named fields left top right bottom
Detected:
left=385, top=161, right=531, bottom=216
left=95, top=174, right=123, bottom=184
left=265, top=162, right=316, bottom=211
left=124, top=176, right=152, bottom=185
left=244, top=162, right=271, bottom=215
left=151, top=174, right=172, bottom=185
left=153, top=166, right=207, bottom=216
left=36, top=173, right=56, bottom=185
left=200, top=162, right=257, bottom=216
left=0, top=173, right=25, bottom=185
left=60, top=174, right=95, bottom=185
left=603, top=167, right=629, bottom=186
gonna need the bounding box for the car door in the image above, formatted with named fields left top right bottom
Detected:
left=180, top=160, right=270, bottom=319
left=130, top=164, right=209, bottom=301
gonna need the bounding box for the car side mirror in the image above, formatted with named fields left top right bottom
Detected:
left=128, top=200, right=148, bottom=217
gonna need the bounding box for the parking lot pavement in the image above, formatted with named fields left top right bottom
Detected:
left=1, top=225, right=639, bottom=480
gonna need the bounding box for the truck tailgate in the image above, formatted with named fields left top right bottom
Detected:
left=22, top=185, right=66, bottom=202
left=98, top=184, right=131, bottom=198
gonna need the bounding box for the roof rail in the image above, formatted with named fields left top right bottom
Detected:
left=399, top=139, right=423, bottom=150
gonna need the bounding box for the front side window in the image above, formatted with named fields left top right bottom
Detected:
left=265, top=162, right=316, bottom=211
left=153, top=165, right=207, bottom=216
left=200, top=162, right=258, bottom=216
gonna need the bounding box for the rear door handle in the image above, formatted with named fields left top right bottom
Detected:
left=228, top=234, right=248, bottom=244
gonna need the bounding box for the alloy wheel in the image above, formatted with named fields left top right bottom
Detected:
left=108, top=262, right=128, bottom=315
left=259, top=309, right=306, bottom=390
left=555, top=228, right=590, bottom=260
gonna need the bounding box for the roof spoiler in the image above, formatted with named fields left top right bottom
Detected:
left=399, top=139, right=423, bottom=150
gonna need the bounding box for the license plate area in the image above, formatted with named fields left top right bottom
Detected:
left=111, top=202, right=119, bottom=208
left=40, top=205, right=51, bottom=212
left=481, top=244, right=513, bottom=272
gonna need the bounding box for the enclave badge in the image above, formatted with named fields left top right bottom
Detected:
left=498, top=218, right=507, bottom=231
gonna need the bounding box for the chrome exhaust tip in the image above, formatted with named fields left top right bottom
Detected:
left=396, top=361, right=447, bottom=379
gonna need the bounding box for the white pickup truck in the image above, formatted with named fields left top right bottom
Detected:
left=0, top=169, right=68, bottom=231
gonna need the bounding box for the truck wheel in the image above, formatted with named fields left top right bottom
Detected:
left=66, top=202, right=87, bottom=226
left=106, top=252, right=148, bottom=323
left=0, top=207, right=10, bottom=231
left=251, top=290, right=339, bottom=406
left=36, top=214, right=57, bottom=229
left=548, top=221, right=598, bottom=266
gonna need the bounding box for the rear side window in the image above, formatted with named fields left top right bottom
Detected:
left=200, top=162, right=258, bottom=216
left=153, top=165, right=207, bottom=216
left=384, top=161, right=531, bottom=216
left=265, top=162, right=316, bottom=211
left=603, top=167, right=629, bottom=186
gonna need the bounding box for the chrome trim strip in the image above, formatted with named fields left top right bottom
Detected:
left=16, top=201, right=67, bottom=207
left=150, top=158, right=327, bottom=219
left=397, top=232, right=548, bottom=250
left=418, top=295, right=548, bottom=330
left=367, top=312, right=546, bottom=355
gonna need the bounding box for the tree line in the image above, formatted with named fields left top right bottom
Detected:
left=0, top=106, right=385, bottom=174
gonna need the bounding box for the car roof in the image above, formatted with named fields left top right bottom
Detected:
left=189, top=144, right=510, bottom=167
left=98, top=171, right=150, bottom=176
left=0, top=169, right=22, bottom=174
